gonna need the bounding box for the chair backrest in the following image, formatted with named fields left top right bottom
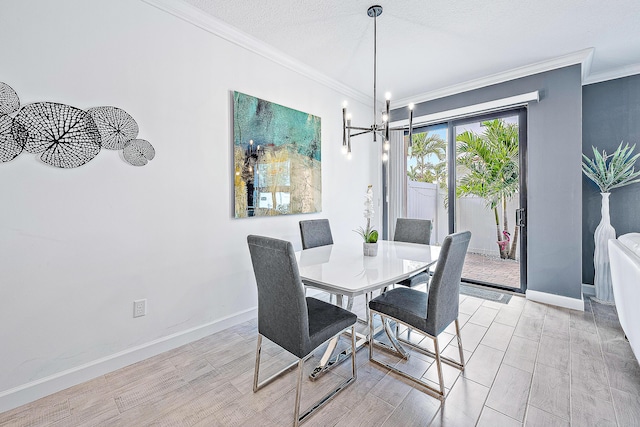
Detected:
left=425, top=231, right=471, bottom=336
left=247, top=235, right=310, bottom=357
left=299, top=219, right=334, bottom=249
left=394, top=218, right=431, bottom=245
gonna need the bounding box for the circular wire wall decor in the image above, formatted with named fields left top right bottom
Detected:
left=0, top=82, right=20, bottom=115
left=0, top=82, right=155, bottom=168
left=0, top=115, right=26, bottom=162
left=123, top=139, right=155, bottom=166
left=15, top=102, right=102, bottom=168
left=88, top=106, right=139, bottom=150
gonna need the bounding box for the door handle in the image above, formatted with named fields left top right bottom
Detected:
left=516, top=208, right=526, bottom=227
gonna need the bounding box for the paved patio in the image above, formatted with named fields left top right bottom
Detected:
left=462, top=252, right=521, bottom=290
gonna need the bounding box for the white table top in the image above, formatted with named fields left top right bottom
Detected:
left=296, top=240, right=440, bottom=297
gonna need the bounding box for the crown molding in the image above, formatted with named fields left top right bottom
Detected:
left=140, top=0, right=372, bottom=106
left=583, top=63, right=640, bottom=85
left=392, top=48, right=595, bottom=109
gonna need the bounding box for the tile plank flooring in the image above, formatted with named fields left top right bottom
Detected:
left=2, top=291, right=639, bottom=426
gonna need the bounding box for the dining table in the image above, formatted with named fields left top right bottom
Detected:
left=296, top=239, right=440, bottom=379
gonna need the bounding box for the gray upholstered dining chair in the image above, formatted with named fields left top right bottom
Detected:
left=299, top=219, right=339, bottom=303
left=394, top=218, right=432, bottom=288
left=368, top=231, right=471, bottom=399
left=299, top=219, right=334, bottom=249
left=247, top=235, right=357, bottom=427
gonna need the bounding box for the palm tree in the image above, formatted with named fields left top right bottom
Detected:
left=406, top=132, right=446, bottom=185
left=456, top=119, right=519, bottom=259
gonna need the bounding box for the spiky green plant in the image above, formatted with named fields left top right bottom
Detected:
left=582, top=142, right=640, bottom=192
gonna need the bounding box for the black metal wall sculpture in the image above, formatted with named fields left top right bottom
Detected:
left=0, top=82, right=20, bottom=115
left=16, top=102, right=102, bottom=168
left=0, top=82, right=155, bottom=168
left=123, top=139, right=155, bottom=166
left=0, top=114, right=25, bottom=162
left=88, top=106, right=139, bottom=150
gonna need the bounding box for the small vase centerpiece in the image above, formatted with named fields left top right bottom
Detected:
left=355, top=185, right=379, bottom=256
left=582, top=142, right=640, bottom=304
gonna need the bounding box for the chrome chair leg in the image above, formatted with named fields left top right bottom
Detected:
left=455, top=318, right=465, bottom=368
left=293, top=358, right=305, bottom=427
left=255, top=329, right=357, bottom=426
left=433, top=336, right=445, bottom=396
left=253, top=334, right=262, bottom=392
left=254, top=334, right=299, bottom=393
left=368, top=311, right=465, bottom=400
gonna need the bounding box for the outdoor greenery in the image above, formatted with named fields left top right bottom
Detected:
left=407, top=120, right=520, bottom=259
left=582, top=142, right=640, bottom=192
left=406, top=132, right=447, bottom=188
left=456, top=119, right=519, bottom=259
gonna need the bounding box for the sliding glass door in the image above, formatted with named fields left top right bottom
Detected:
left=403, top=108, right=527, bottom=292
left=405, top=123, right=448, bottom=245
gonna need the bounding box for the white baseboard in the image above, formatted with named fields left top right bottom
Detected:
left=0, top=307, right=257, bottom=413
left=582, top=283, right=596, bottom=296
left=526, top=290, right=584, bottom=311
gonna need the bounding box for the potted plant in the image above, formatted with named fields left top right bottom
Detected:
left=582, top=142, right=640, bottom=304
left=355, top=185, right=379, bottom=256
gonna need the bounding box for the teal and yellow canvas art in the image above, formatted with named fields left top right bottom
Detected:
left=233, top=91, right=322, bottom=217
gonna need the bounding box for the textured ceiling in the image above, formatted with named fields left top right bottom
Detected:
left=183, top=0, right=640, bottom=103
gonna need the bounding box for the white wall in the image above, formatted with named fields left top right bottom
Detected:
left=0, top=0, right=377, bottom=410
left=407, top=181, right=519, bottom=257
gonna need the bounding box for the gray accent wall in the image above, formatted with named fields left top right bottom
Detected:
left=391, top=65, right=583, bottom=299
left=582, top=74, right=640, bottom=284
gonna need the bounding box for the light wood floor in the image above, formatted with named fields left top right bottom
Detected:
left=2, top=290, right=639, bottom=426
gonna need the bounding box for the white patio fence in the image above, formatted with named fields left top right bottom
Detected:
left=407, top=180, right=519, bottom=260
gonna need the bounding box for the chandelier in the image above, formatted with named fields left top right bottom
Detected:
left=342, top=5, right=414, bottom=161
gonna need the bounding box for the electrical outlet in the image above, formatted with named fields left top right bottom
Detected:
left=133, top=299, right=147, bottom=318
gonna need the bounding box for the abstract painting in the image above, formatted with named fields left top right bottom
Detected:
left=233, top=91, right=321, bottom=217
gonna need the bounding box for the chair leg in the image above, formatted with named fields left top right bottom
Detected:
left=253, top=334, right=262, bottom=393
left=369, top=310, right=465, bottom=400
left=455, top=318, right=465, bottom=368
left=293, top=358, right=305, bottom=427
left=433, top=336, right=445, bottom=396
left=255, top=329, right=357, bottom=426
left=253, top=334, right=299, bottom=393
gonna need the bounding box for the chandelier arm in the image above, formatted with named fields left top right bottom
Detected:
left=350, top=130, right=375, bottom=138
left=388, top=125, right=410, bottom=131
left=346, top=125, right=374, bottom=132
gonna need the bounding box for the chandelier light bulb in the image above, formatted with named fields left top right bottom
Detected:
left=342, top=100, right=348, bottom=108
left=346, top=113, right=352, bottom=120
left=341, top=145, right=348, bottom=155
left=347, top=152, right=352, bottom=160
left=382, top=113, right=388, bottom=122
left=385, top=92, right=391, bottom=100
left=382, top=152, right=388, bottom=162
left=409, top=103, right=414, bottom=110
left=384, top=141, right=390, bottom=151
